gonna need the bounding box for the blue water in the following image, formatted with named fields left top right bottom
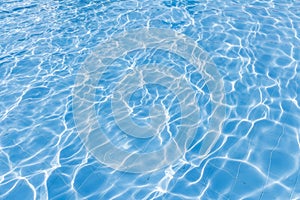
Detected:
left=1, top=0, right=300, bottom=199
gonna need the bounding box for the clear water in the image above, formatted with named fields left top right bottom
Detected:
left=0, top=0, right=300, bottom=199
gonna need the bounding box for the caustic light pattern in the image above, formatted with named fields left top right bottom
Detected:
left=73, top=28, right=226, bottom=173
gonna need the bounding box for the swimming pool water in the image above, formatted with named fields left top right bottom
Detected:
left=1, top=0, right=300, bottom=199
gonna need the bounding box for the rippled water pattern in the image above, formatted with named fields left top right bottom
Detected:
left=1, top=0, right=300, bottom=199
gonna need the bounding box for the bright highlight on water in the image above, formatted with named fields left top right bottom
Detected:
left=73, top=28, right=226, bottom=173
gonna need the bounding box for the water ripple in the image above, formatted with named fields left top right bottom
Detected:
left=0, top=0, right=300, bottom=199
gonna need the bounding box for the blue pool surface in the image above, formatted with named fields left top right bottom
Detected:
left=1, top=0, right=300, bottom=199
